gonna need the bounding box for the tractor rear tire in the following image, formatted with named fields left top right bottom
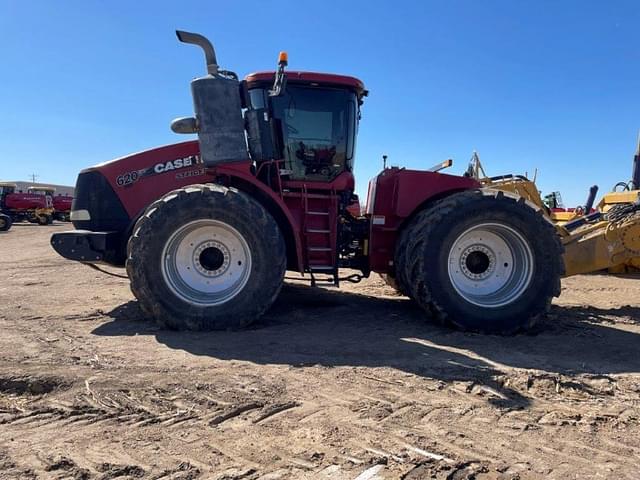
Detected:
left=402, top=189, right=563, bottom=334
left=393, top=197, right=447, bottom=298
left=126, top=184, right=286, bottom=331
left=391, top=218, right=415, bottom=297
left=0, top=214, right=12, bottom=232
left=380, top=273, right=402, bottom=292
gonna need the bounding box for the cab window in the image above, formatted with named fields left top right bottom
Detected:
left=249, top=85, right=357, bottom=181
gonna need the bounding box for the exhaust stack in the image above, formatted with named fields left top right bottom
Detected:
left=176, top=30, right=219, bottom=75
left=172, top=30, right=247, bottom=166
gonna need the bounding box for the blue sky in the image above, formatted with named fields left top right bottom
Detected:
left=1, top=0, right=639, bottom=206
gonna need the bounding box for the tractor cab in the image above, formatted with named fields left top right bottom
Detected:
left=0, top=182, right=16, bottom=197
left=244, top=72, right=366, bottom=182
left=28, top=186, right=55, bottom=208
left=0, top=182, right=17, bottom=207
left=169, top=30, right=365, bottom=186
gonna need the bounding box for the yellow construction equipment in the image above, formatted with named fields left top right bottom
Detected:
left=591, top=137, right=640, bottom=272
left=467, top=146, right=640, bottom=276
left=26, top=186, right=55, bottom=225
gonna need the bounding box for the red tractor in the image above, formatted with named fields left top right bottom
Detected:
left=26, top=186, right=56, bottom=224
left=0, top=182, right=52, bottom=226
left=51, top=31, right=563, bottom=334
left=27, top=186, right=73, bottom=222
left=53, top=193, right=73, bottom=222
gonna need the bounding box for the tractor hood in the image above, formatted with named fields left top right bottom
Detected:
left=77, top=141, right=203, bottom=221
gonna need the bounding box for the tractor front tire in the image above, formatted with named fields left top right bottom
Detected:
left=0, top=214, right=12, bottom=232
left=403, top=189, right=563, bottom=334
left=126, top=184, right=286, bottom=331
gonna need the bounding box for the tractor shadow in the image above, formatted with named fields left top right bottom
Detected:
left=93, top=283, right=640, bottom=410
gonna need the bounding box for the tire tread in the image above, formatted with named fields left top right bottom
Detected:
left=126, top=183, right=286, bottom=331
left=401, top=189, right=564, bottom=334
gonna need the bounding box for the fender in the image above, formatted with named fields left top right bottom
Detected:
left=366, top=167, right=481, bottom=272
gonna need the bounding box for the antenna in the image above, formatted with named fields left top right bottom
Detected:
left=29, top=173, right=39, bottom=183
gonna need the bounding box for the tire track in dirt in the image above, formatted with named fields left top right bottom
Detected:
left=3, top=226, right=640, bottom=478
left=2, top=361, right=637, bottom=479
left=268, top=372, right=638, bottom=478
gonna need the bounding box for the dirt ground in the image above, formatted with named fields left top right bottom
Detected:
left=0, top=224, right=639, bottom=479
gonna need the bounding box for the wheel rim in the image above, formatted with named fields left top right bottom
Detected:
left=447, top=222, right=533, bottom=308
left=161, top=219, right=252, bottom=306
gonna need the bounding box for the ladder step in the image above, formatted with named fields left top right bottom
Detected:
left=306, top=228, right=330, bottom=234
left=307, top=247, right=332, bottom=252
left=309, top=265, right=334, bottom=271
left=307, top=211, right=329, bottom=216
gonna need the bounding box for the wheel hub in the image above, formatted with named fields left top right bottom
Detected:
left=161, top=219, right=252, bottom=306
left=460, top=245, right=495, bottom=280
left=193, top=241, right=229, bottom=276
left=447, top=223, right=533, bottom=308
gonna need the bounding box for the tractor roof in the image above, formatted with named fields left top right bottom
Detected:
left=0, top=182, right=17, bottom=188
left=28, top=185, right=55, bottom=192
left=245, top=71, right=366, bottom=95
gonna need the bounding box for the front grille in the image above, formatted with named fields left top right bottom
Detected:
left=72, top=170, right=130, bottom=232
